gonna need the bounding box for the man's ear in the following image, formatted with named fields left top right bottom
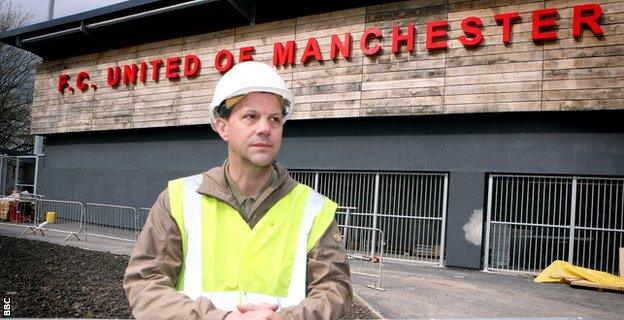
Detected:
left=215, top=117, right=229, bottom=141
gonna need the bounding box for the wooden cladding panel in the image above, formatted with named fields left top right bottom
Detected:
left=31, top=0, right=624, bottom=134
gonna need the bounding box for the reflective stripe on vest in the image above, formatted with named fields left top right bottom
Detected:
left=168, top=174, right=336, bottom=311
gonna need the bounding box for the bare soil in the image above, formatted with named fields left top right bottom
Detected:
left=0, top=235, right=377, bottom=319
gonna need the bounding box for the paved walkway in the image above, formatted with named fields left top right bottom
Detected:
left=353, top=261, right=623, bottom=319
left=2, top=223, right=622, bottom=319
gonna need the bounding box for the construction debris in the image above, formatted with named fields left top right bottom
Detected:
left=535, top=260, right=624, bottom=293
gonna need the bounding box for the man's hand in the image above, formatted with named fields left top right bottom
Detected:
left=224, top=303, right=283, bottom=320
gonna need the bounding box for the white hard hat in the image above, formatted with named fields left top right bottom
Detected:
left=209, top=61, right=293, bottom=131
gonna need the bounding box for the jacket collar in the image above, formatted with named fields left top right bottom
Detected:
left=196, top=159, right=292, bottom=207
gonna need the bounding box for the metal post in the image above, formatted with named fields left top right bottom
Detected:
left=314, top=172, right=319, bottom=191
left=439, top=174, right=449, bottom=266
left=483, top=175, right=494, bottom=271
left=568, top=176, right=577, bottom=264
left=14, top=158, right=20, bottom=189
left=342, top=208, right=351, bottom=245
left=33, top=155, right=40, bottom=195
left=371, top=173, right=380, bottom=258
left=48, top=0, right=55, bottom=20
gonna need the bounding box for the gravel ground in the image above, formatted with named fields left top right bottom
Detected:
left=0, top=235, right=377, bottom=319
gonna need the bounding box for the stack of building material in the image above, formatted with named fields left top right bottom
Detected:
left=535, top=258, right=624, bottom=292
left=0, top=199, right=11, bottom=221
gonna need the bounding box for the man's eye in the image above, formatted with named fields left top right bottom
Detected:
left=243, top=114, right=256, bottom=119
left=271, top=117, right=282, bottom=123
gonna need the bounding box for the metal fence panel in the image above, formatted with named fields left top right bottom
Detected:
left=338, top=224, right=385, bottom=290
left=27, top=199, right=84, bottom=241
left=137, top=207, right=151, bottom=240
left=485, top=174, right=624, bottom=275
left=84, top=203, right=137, bottom=242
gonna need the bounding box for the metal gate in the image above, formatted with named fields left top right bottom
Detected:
left=484, top=174, right=624, bottom=275
left=290, top=170, right=448, bottom=265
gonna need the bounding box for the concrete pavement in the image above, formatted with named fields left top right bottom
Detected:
left=353, top=261, right=623, bottom=319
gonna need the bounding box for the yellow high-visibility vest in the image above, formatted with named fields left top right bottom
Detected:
left=168, top=174, right=337, bottom=311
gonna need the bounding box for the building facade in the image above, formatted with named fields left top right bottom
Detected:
left=1, top=0, right=623, bottom=271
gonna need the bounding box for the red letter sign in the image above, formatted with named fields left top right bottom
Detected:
left=215, top=49, right=234, bottom=74
left=495, top=12, right=521, bottom=44
left=238, top=47, right=255, bottom=62
left=459, top=17, right=483, bottom=47
left=273, top=41, right=296, bottom=67
left=573, top=3, right=604, bottom=38
left=57, top=74, right=71, bottom=94
left=123, top=64, right=138, bottom=85
left=360, top=27, right=382, bottom=56
left=301, top=38, right=323, bottom=64
left=392, top=23, right=415, bottom=53
left=107, top=67, right=121, bottom=87
left=184, top=54, right=201, bottom=77
left=140, top=62, right=148, bottom=83
left=532, top=8, right=558, bottom=41
left=330, top=33, right=351, bottom=60
left=166, top=57, right=181, bottom=79
left=426, top=20, right=448, bottom=50
left=150, top=59, right=163, bottom=82
left=76, top=72, right=90, bottom=91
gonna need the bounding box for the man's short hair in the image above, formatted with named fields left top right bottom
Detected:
left=215, top=102, right=232, bottom=119
left=215, top=94, right=288, bottom=120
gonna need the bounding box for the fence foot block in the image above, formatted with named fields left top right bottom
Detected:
left=365, top=284, right=387, bottom=291
left=21, top=226, right=44, bottom=236
left=64, top=233, right=82, bottom=241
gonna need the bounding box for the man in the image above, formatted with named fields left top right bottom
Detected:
left=123, top=61, right=352, bottom=320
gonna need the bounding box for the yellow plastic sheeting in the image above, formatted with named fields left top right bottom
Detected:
left=535, top=260, right=624, bottom=287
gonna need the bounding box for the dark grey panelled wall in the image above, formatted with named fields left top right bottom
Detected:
left=39, top=110, right=624, bottom=269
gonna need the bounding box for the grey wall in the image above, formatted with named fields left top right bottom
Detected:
left=38, top=110, right=624, bottom=268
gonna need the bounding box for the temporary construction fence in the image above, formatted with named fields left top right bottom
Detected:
left=137, top=207, right=151, bottom=237
left=2, top=196, right=390, bottom=290
left=336, top=206, right=385, bottom=289
left=0, top=195, right=84, bottom=241
left=84, top=203, right=138, bottom=242
left=0, top=197, right=143, bottom=242
left=3, top=195, right=389, bottom=289
left=484, top=174, right=624, bottom=275
left=338, top=222, right=386, bottom=291
left=25, top=198, right=84, bottom=241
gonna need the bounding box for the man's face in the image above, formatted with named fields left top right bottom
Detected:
left=215, top=92, right=284, bottom=168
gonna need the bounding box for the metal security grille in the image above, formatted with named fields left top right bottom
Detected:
left=290, top=170, right=448, bottom=265
left=484, top=174, right=624, bottom=275
left=574, top=177, right=624, bottom=274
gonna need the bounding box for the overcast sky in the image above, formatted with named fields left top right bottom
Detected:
left=10, top=0, right=128, bottom=25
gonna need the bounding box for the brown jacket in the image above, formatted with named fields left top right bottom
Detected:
left=123, top=162, right=352, bottom=320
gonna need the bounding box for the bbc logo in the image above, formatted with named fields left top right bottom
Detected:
left=3, top=298, right=10, bottom=317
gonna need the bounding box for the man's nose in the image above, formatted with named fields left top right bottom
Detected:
left=256, top=117, right=272, bottom=135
